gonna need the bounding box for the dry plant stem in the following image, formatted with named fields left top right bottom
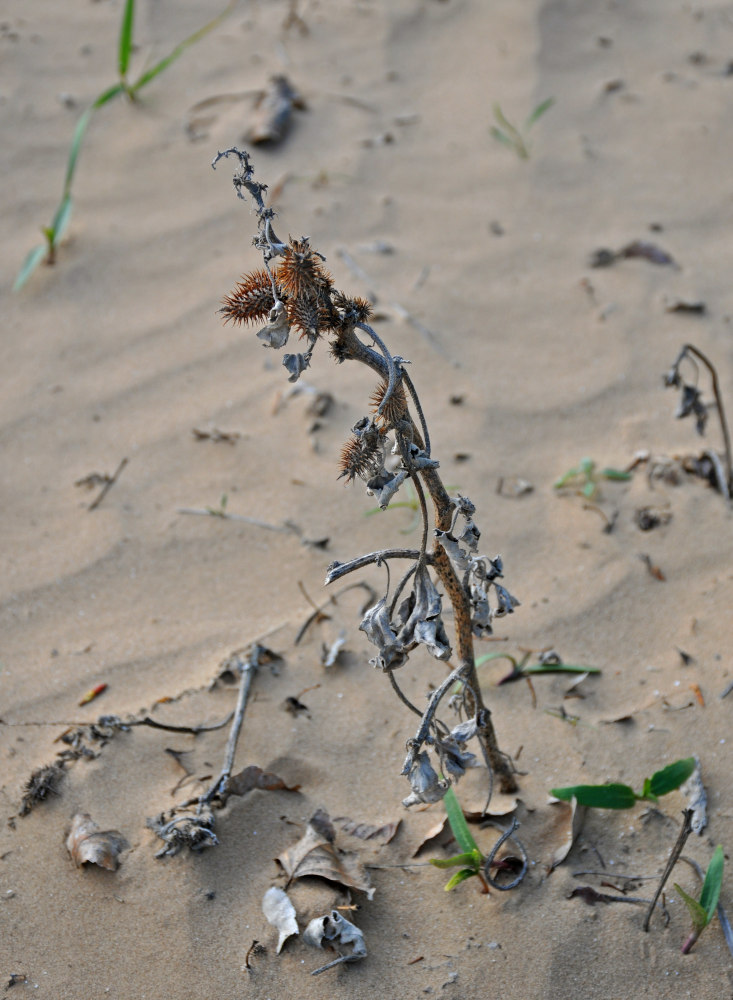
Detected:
left=679, top=343, right=733, bottom=490
left=643, top=809, right=693, bottom=932
left=201, top=648, right=259, bottom=806
left=88, top=456, right=128, bottom=511
left=335, top=324, right=517, bottom=793
left=325, top=549, right=425, bottom=586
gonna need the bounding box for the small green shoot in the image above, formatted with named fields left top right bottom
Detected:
left=14, top=0, right=237, bottom=290
left=429, top=786, right=487, bottom=891
left=490, top=97, right=555, bottom=160
left=675, top=845, right=724, bottom=953
left=553, top=456, right=631, bottom=500
left=476, top=650, right=600, bottom=685
left=551, top=757, right=696, bottom=809
left=205, top=494, right=229, bottom=518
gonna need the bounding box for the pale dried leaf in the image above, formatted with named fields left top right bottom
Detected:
left=548, top=797, right=586, bottom=871
left=682, top=755, right=707, bottom=834
left=277, top=809, right=375, bottom=899
left=304, top=910, right=367, bottom=975
left=333, top=817, right=401, bottom=844
left=66, top=812, right=128, bottom=870
left=262, top=886, right=299, bottom=954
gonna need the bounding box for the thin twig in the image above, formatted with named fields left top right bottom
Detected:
left=401, top=663, right=467, bottom=775
left=643, top=809, right=693, bottom=932
left=88, top=457, right=128, bottom=511
left=483, top=817, right=528, bottom=891
left=681, top=344, right=732, bottom=492
left=325, top=548, right=425, bottom=586
left=200, top=647, right=261, bottom=805
left=177, top=507, right=297, bottom=532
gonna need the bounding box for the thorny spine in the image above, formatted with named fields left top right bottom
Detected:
left=214, top=151, right=519, bottom=818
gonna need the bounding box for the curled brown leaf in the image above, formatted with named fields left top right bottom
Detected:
left=66, top=813, right=128, bottom=870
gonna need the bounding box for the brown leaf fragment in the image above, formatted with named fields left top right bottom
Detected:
left=664, top=298, right=706, bottom=315
left=333, top=817, right=401, bottom=844
left=568, top=886, right=635, bottom=905
left=621, top=240, right=676, bottom=266
left=640, top=552, right=666, bottom=581
left=248, top=75, right=305, bottom=144
left=66, top=813, right=128, bottom=870
left=277, top=809, right=375, bottom=899
left=224, top=765, right=300, bottom=799
left=548, top=798, right=586, bottom=872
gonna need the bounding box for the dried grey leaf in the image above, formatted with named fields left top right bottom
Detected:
left=450, top=718, right=478, bottom=744
left=262, top=886, right=299, bottom=954
left=435, top=530, right=469, bottom=572
left=369, top=468, right=408, bottom=508
left=304, top=911, right=367, bottom=976
left=413, top=617, right=451, bottom=660
left=395, top=564, right=452, bottom=661
left=458, top=519, right=481, bottom=551
left=494, top=583, right=520, bottom=617
left=283, top=351, right=312, bottom=383
left=682, top=755, right=707, bottom=835
left=256, top=300, right=290, bottom=349
left=435, top=737, right=477, bottom=779
left=403, top=751, right=449, bottom=808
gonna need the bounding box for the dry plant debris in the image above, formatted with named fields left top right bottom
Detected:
left=247, top=75, right=305, bottom=145
left=303, top=910, right=367, bottom=976
left=66, top=813, right=129, bottom=870
left=277, top=808, right=375, bottom=899
left=261, top=887, right=299, bottom=954
left=333, top=816, right=401, bottom=844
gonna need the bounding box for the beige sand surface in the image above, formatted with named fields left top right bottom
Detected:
left=3, top=1, right=733, bottom=996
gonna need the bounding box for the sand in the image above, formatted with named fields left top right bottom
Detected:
left=2, top=0, right=733, bottom=996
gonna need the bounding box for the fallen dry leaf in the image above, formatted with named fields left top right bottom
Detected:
left=223, top=765, right=300, bottom=801
left=546, top=797, right=586, bottom=871
left=66, top=813, right=128, bottom=870
left=262, top=886, right=299, bottom=954
left=332, top=817, right=401, bottom=844
left=277, top=808, right=375, bottom=899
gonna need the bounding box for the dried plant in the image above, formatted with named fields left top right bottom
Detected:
left=664, top=343, right=732, bottom=502
left=214, top=150, right=520, bottom=837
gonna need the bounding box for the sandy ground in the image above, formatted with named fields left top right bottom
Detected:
left=3, top=0, right=733, bottom=996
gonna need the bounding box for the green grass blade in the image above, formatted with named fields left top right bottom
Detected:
left=524, top=663, right=600, bottom=676
left=648, top=757, right=696, bottom=798
left=599, top=468, right=632, bottom=481
left=674, top=883, right=709, bottom=932
left=130, top=0, right=237, bottom=94
left=553, top=466, right=580, bottom=488
left=13, top=244, right=47, bottom=291
left=444, top=867, right=477, bottom=891
left=525, top=96, right=555, bottom=128
left=475, top=652, right=518, bottom=669
left=118, top=0, right=135, bottom=78
left=700, top=845, right=724, bottom=923
left=430, top=851, right=480, bottom=870
left=550, top=783, right=637, bottom=809
left=490, top=126, right=516, bottom=150
left=62, top=107, right=94, bottom=194
left=93, top=82, right=126, bottom=110
left=443, top=786, right=479, bottom=855
left=50, top=194, right=73, bottom=243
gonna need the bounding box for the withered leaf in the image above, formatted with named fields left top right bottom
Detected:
left=333, top=817, right=401, bottom=844
left=277, top=809, right=375, bottom=899
left=262, top=886, right=299, bottom=954
left=568, top=885, right=629, bottom=905
left=66, top=813, right=128, bottom=870
left=548, top=797, right=586, bottom=872
left=621, top=240, right=676, bottom=266
left=224, top=765, right=300, bottom=800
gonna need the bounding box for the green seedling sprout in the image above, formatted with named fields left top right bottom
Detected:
left=476, top=650, right=600, bottom=685
left=429, top=787, right=527, bottom=892
left=490, top=97, right=555, bottom=160
left=429, top=787, right=487, bottom=891
left=551, top=757, right=696, bottom=810
left=675, top=845, right=725, bottom=954
left=553, top=456, right=631, bottom=499
left=14, top=0, right=237, bottom=290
